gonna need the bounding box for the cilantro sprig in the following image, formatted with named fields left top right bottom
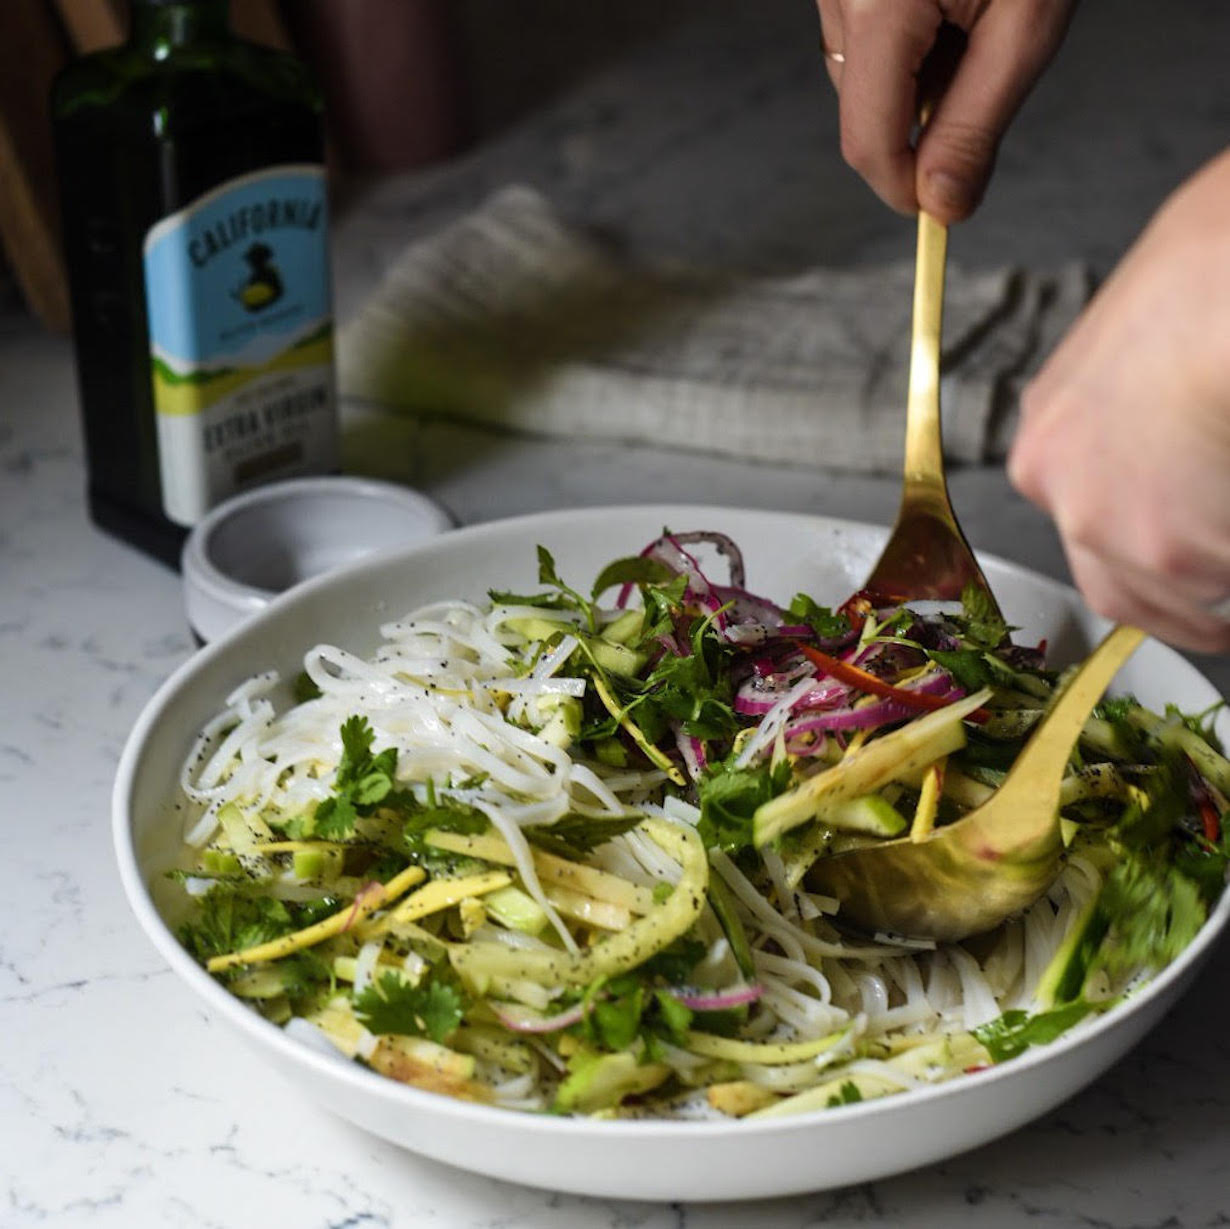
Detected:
left=312, top=716, right=399, bottom=840
left=572, top=939, right=707, bottom=1055
left=353, top=971, right=466, bottom=1043
left=956, top=582, right=1013, bottom=650
left=973, top=1002, right=1095, bottom=1062
left=786, top=593, right=851, bottom=641
left=697, top=758, right=793, bottom=852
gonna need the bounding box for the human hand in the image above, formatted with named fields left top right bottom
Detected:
left=1008, top=148, right=1230, bottom=654
left=815, top=0, right=1077, bottom=222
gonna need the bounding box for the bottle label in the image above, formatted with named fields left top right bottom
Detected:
left=142, top=164, right=338, bottom=526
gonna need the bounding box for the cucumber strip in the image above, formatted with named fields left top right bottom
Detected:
left=358, top=871, right=513, bottom=939
left=206, top=864, right=427, bottom=972
left=426, top=827, right=657, bottom=914
left=449, top=818, right=706, bottom=990
left=753, top=690, right=992, bottom=846
left=683, top=1025, right=849, bottom=1066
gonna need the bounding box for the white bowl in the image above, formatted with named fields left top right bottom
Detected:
left=115, top=504, right=1230, bottom=1201
left=181, top=475, right=454, bottom=642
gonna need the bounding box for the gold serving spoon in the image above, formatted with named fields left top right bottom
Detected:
left=859, top=206, right=1002, bottom=621
left=809, top=170, right=1146, bottom=938
left=806, top=623, right=1144, bottom=940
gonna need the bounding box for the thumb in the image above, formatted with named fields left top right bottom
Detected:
left=916, top=1, right=1075, bottom=222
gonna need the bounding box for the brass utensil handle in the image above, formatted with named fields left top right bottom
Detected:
left=903, top=210, right=947, bottom=506
left=1006, top=624, right=1147, bottom=787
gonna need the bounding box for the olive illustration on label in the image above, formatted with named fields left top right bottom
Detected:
left=234, top=241, right=284, bottom=312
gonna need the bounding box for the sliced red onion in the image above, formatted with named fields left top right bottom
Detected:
left=492, top=1001, right=588, bottom=1034
left=668, top=531, right=747, bottom=589
left=710, top=583, right=788, bottom=624
left=785, top=699, right=918, bottom=737
left=734, top=674, right=849, bottom=716
left=784, top=729, right=831, bottom=758
left=677, top=729, right=707, bottom=781
left=667, top=984, right=765, bottom=1012
left=783, top=672, right=966, bottom=742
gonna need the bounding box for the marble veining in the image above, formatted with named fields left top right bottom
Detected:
left=3, top=1, right=1229, bottom=1224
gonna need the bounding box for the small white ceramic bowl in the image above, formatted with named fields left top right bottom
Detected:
left=119, top=505, right=1230, bottom=1201
left=181, top=476, right=454, bottom=642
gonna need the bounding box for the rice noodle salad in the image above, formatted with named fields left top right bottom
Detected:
left=170, top=530, right=1230, bottom=1120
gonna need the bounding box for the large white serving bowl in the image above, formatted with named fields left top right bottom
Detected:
left=113, top=505, right=1230, bottom=1202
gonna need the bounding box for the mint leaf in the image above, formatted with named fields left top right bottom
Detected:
left=640, top=936, right=707, bottom=984
left=524, top=813, right=644, bottom=857
left=590, top=984, right=645, bottom=1052
left=402, top=788, right=489, bottom=853
left=591, top=555, right=676, bottom=600
left=928, top=648, right=993, bottom=692
left=958, top=583, right=1011, bottom=649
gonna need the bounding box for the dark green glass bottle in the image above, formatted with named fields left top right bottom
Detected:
left=52, top=0, right=339, bottom=568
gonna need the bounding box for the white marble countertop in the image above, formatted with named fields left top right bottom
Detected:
left=3, top=2, right=1229, bottom=1224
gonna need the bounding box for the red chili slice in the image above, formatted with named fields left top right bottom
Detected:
left=795, top=642, right=990, bottom=723
left=1197, top=795, right=1222, bottom=844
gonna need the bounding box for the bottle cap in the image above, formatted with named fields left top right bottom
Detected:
left=181, top=475, right=454, bottom=643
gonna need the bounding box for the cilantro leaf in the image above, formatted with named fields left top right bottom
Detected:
left=697, top=759, right=792, bottom=852
left=639, top=573, right=689, bottom=635
left=307, top=717, right=401, bottom=840
left=1090, top=854, right=1207, bottom=980
left=626, top=614, right=739, bottom=746
left=589, top=984, right=645, bottom=1052
left=653, top=990, right=694, bottom=1046
left=786, top=593, right=851, bottom=640
left=826, top=1080, right=864, bottom=1107
left=293, top=671, right=322, bottom=703
left=536, top=546, right=597, bottom=631
left=179, top=890, right=294, bottom=964
left=1174, top=830, right=1230, bottom=906
left=972, top=1003, right=1094, bottom=1062
left=313, top=793, right=359, bottom=841
left=277, top=950, right=335, bottom=1003
left=353, top=971, right=465, bottom=1042
left=641, top=936, right=707, bottom=984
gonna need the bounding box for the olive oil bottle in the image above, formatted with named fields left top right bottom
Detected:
left=52, top=0, right=339, bottom=568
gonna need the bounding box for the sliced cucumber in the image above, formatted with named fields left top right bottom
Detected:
left=826, top=794, right=907, bottom=837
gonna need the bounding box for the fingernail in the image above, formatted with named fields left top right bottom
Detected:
left=924, top=170, right=975, bottom=220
